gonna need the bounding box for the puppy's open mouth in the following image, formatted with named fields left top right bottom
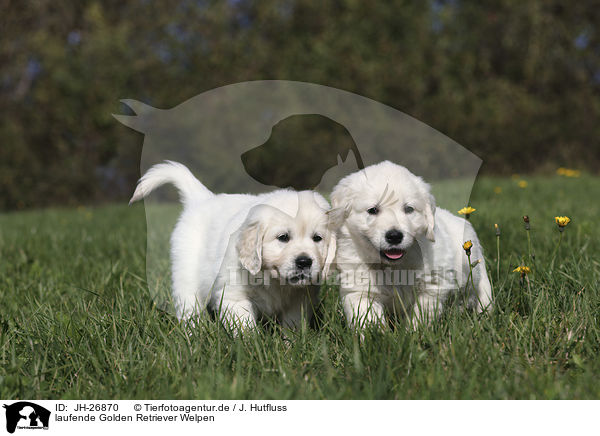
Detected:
left=380, top=248, right=405, bottom=261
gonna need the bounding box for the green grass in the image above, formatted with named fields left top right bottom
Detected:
left=1, top=174, right=599, bottom=399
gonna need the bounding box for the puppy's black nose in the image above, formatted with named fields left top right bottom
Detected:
left=295, top=255, right=313, bottom=269
left=385, top=229, right=404, bottom=245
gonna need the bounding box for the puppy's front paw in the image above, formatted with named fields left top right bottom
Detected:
left=343, top=292, right=386, bottom=331
left=351, top=310, right=386, bottom=330
left=218, top=301, right=257, bottom=334
left=409, top=294, right=443, bottom=330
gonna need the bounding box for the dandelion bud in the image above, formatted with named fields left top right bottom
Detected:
left=463, top=240, right=473, bottom=256
left=523, top=215, right=530, bottom=231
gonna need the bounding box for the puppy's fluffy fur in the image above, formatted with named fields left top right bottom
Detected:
left=330, top=161, right=492, bottom=328
left=131, top=161, right=335, bottom=329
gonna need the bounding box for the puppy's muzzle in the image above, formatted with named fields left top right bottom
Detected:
left=295, top=255, right=313, bottom=270
left=385, top=229, right=404, bottom=245
left=382, top=229, right=405, bottom=261
left=287, top=255, right=314, bottom=285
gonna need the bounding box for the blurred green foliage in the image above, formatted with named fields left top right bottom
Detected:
left=1, top=0, right=599, bottom=210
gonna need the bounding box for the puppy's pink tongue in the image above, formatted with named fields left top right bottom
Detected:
left=384, top=250, right=404, bottom=260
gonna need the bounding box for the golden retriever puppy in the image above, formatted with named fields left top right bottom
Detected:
left=131, top=161, right=336, bottom=330
left=330, top=161, right=492, bottom=328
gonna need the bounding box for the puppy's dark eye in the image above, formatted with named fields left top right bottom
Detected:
left=312, top=234, right=323, bottom=242
left=367, top=206, right=379, bottom=215
left=277, top=233, right=290, bottom=243
left=404, top=205, right=415, bottom=214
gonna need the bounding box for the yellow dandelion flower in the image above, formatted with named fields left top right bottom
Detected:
left=493, top=186, right=502, bottom=194
left=565, top=169, right=581, bottom=178
left=513, top=266, right=531, bottom=275
left=518, top=180, right=528, bottom=188
left=555, top=216, right=571, bottom=228
left=557, top=167, right=581, bottom=178
left=463, top=240, right=473, bottom=252
left=458, top=206, right=476, bottom=216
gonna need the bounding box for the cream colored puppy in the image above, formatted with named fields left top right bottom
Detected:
left=131, top=161, right=336, bottom=330
left=330, top=161, right=492, bottom=328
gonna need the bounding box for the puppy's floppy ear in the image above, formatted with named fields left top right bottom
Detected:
left=414, top=176, right=436, bottom=242
left=325, top=206, right=349, bottom=229
left=322, top=231, right=337, bottom=278
left=328, top=180, right=353, bottom=226
left=236, top=214, right=265, bottom=275
left=424, top=192, right=436, bottom=242
left=330, top=180, right=350, bottom=210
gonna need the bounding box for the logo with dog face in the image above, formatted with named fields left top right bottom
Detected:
left=115, top=81, right=483, bottom=317
left=3, top=402, right=50, bottom=433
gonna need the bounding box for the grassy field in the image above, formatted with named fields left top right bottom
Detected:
left=1, top=174, right=599, bottom=399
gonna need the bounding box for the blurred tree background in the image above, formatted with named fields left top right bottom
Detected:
left=1, top=0, right=599, bottom=210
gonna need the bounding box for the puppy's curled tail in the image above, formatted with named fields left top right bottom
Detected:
left=129, top=161, right=213, bottom=206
